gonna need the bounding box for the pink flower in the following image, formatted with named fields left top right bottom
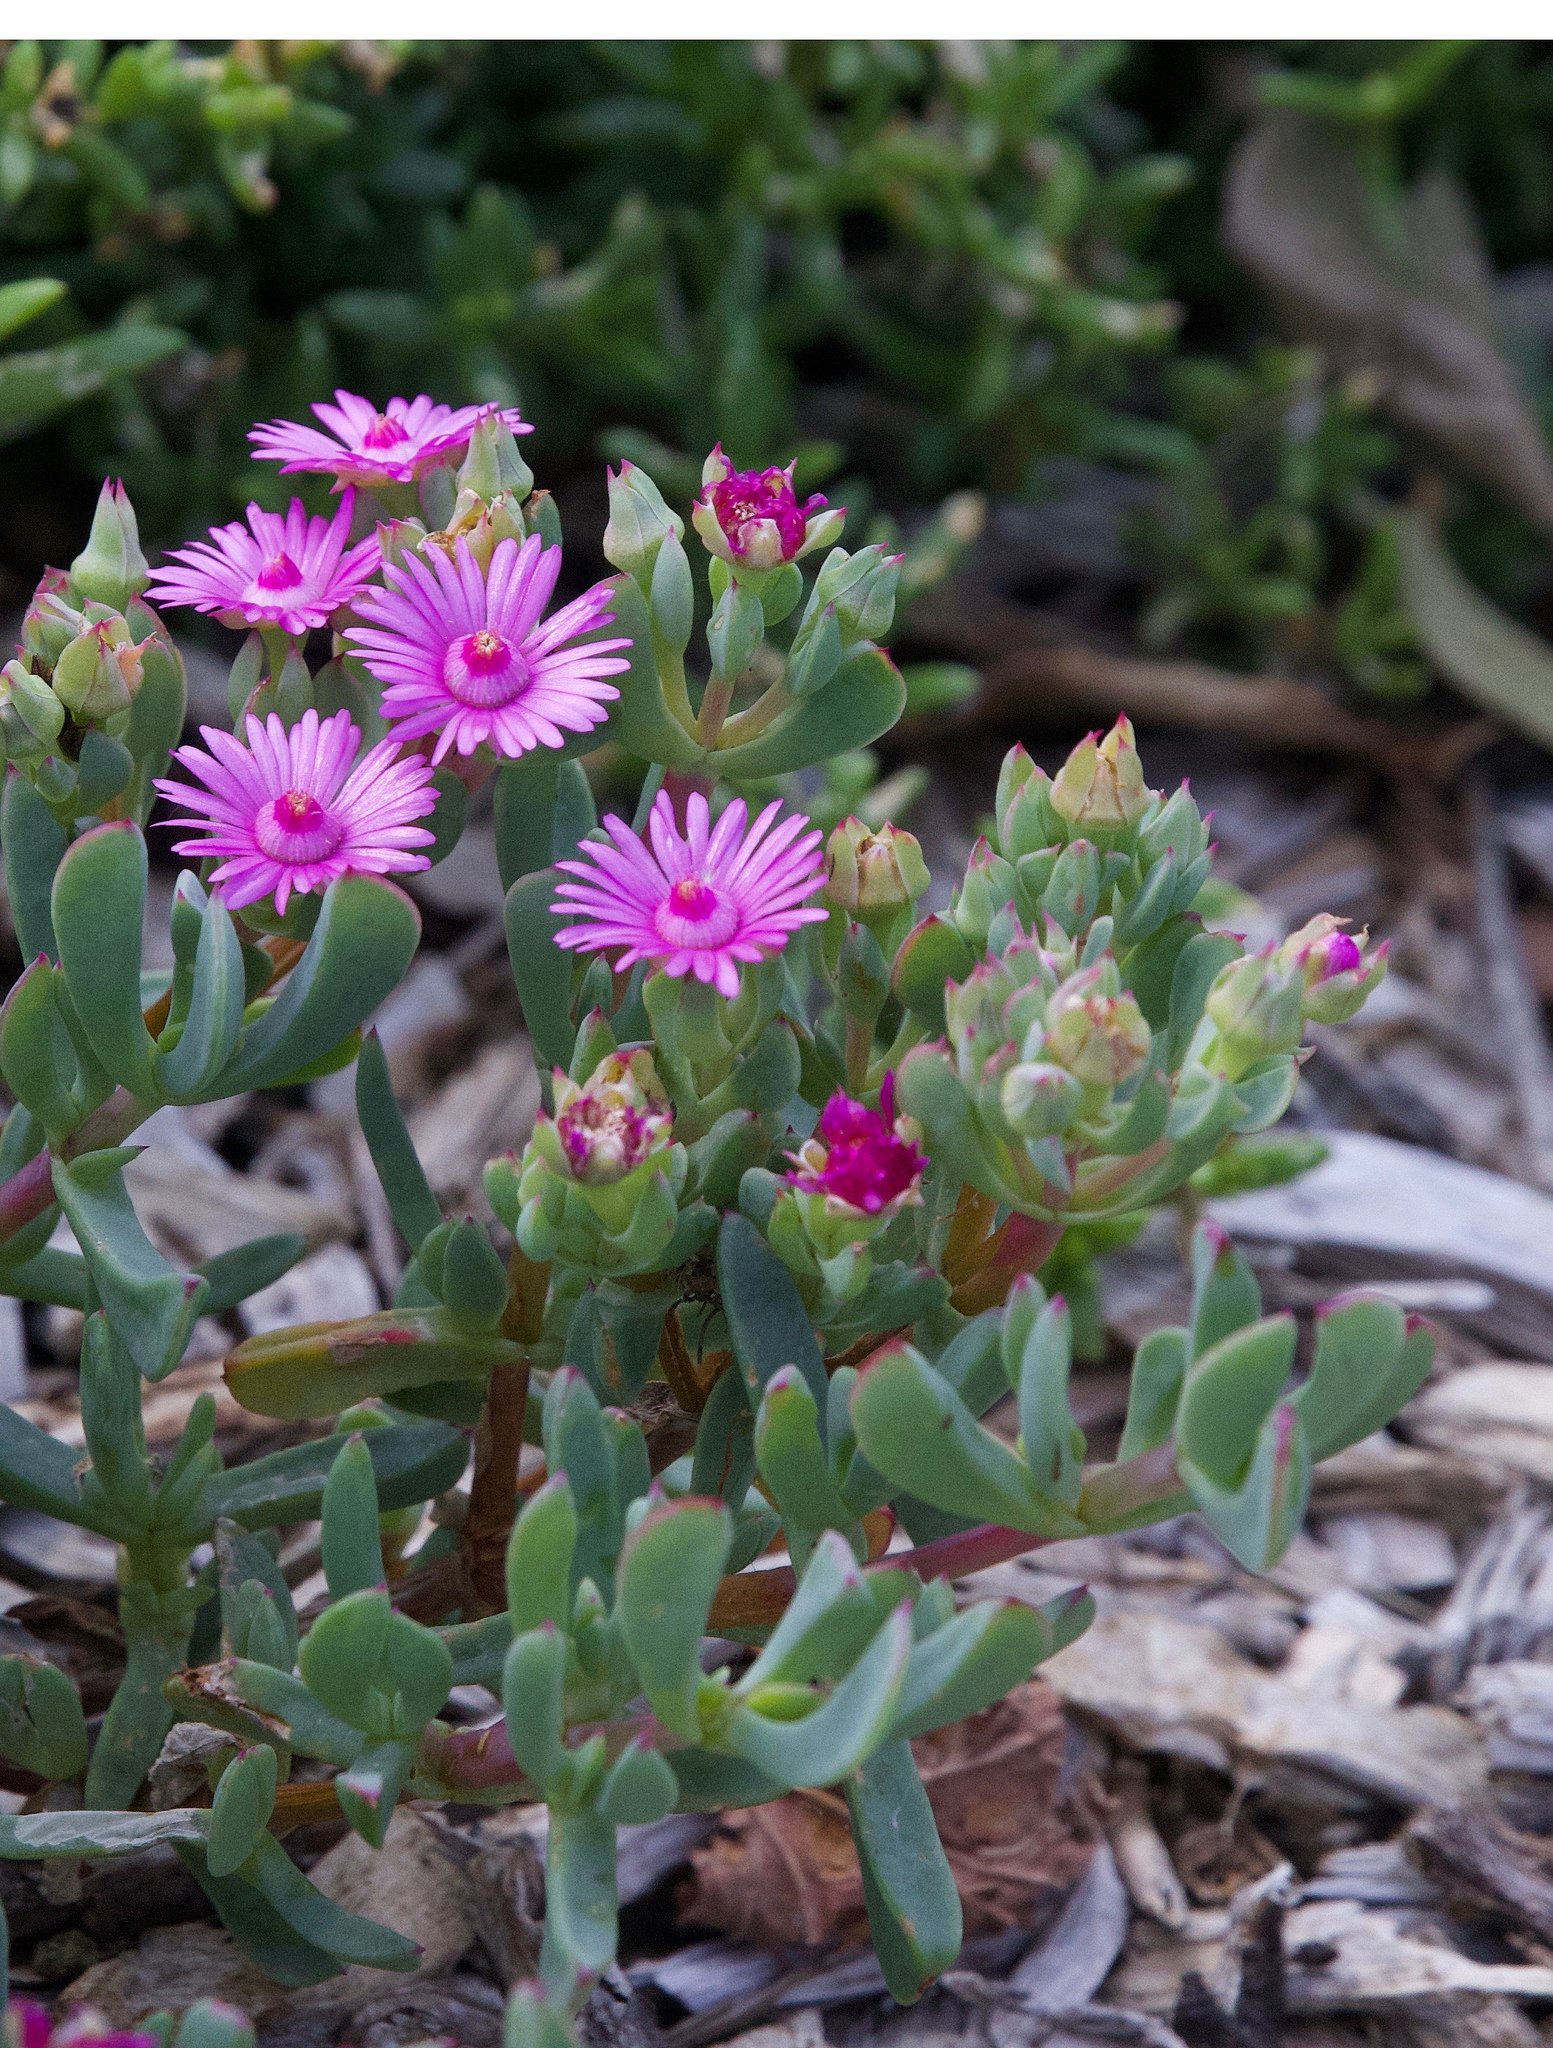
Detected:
left=346, top=533, right=628, bottom=765
left=146, top=493, right=379, bottom=636
left=156, top=707, right=438, bottom=915
left=691, top=446, right=837, bottom=571
left=788, top=1074, right=927, bottom=1215
left=6, top=2006, right=156, bottom=2048
left=249, top=391, right=532, bottom=488
left=552, top=790, right=827, bottom=999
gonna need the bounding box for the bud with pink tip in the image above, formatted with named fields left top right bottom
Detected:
left=1050, top=716, right=1155, bottom=836
left=1279, top=913, right=1387, bottom=1024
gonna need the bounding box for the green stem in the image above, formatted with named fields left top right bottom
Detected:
left=696, top=671, right=737, bottom=749
left=718, top=678, right=793, bottom=749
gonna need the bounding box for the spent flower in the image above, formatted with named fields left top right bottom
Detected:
left=347, top=533, right=628, bottom=764
left=156, top=707, right=438, bottom=914
left=147, top=494, right=380, bottom=636
left=787, top=1073, right=926, bottom=1218
left=249, top=391, right=531, bottom=488
left=553, top=1050, right=673, bottom=1187
left=552, top=790, right=826, bottom=999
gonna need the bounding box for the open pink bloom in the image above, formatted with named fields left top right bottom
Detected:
left=156, top=707, right=438, bottom=915
left=146, top=493, right=379, bottom=636
left=552, top=790, right=827, bottom=999
left=249, top=391, right=530, bottom=488
left=788, top=1073, right=927, bottom=1215
left=346, top=533, right=628, bottom=764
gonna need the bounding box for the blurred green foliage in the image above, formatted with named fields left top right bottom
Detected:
left=0, top=36, right=1548, bottom=693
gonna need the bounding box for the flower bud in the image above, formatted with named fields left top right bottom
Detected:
left=603, top=460, right=684, bottom=585
left=1278, top=913, right=1387, bottom=1024
left=825, top=818, right=930, bottom=929
left=0, top=660, right=64, bottom=761
left=807, top=542, right=901, bottom=643
left=952, top=837, right=1017, bottom=945
left=1043, top=969, right=1151, bottom=1089
left=692, top=447, right=842, bottom=573
left=68, top=479, right=150, bottom=612
left=51, top=614, right=148, bottom=728
left=552, top=1049, right=672, bottom=1187
left=1050, top=717, right=1154, bottom=836
left=999, top=1059, right=1085, bottom=1138
left=456, top=410, right=534, bottom=506
left=1204, top=949, right=1305, bottom=1072
left=21, top=569, right=80, bottom=669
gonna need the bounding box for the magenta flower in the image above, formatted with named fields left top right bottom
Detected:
left=146, top=493, right=379, bottom=636
left=552, top=790, right=827, bottom=999
left=346, top=533, right=628, bottom=765
left=691, top=446, right=838, bottom=571
left=788, top=1073, right=927, bottom=1216
left=6, top=2005, right=155, bottom=2048
left=156, top=707, right=438, bottom=915
left=249, top=391, right=532, bottom=488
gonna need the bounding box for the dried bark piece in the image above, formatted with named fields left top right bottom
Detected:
left=680, top=1682, right=1101, bottom=1950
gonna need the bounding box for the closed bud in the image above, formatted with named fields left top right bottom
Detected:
left=21, top=569, right=80, bottom=669
left=1050, top=716, right=1154, bottom=836
left=650, top=526, right=697, bottom=658
left=603, top=460, right=684, bottom=585
left=456, top=410, right=534, bottom=505
left=692, top=446, right=842, bottom=574
left=706, top=573, right=764, bottom=681
left=69, top=479, right=150, bottom=611
left=1000, top=1059, right=1085, bottom=1138
left=51, top=614, right=149, bottom=728
left=825, top=818, right=930, bottom=929
left=952, top=836, right=1017, bottom=945
left=1043, top=968, right=1151, bottom=1088
left=808, top=542, right=900, bottom=643
left=375, top=517, right=431, bottom=577
left=0, top=660, right=63, bottom=761
left=1204, top=949, right=1305, bottom=1072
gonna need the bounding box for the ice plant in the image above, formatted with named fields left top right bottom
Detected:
left=692, top=444, right=840, bottom=570
left=346, top=532, right=628, bottom=762
left=0, top=421, right=1428, bottom=2048
left=249, top=390, right=531, bottom=487
left=155, top=707, right=438, bottom=913
left=146, top=493, right=379, bottom=635
left=551, top=789, right=827, bottom=996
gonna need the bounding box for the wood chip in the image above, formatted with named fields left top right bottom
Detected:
left=1044, top=1608, right=1486, bottom=1808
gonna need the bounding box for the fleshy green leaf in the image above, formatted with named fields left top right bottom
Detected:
left=616, top=1497, right=732, bottom=1740
left=53, top=1149, right=208, bottom=1382
left=718, top=1211, right=829, bottom=1424
left=219, top=877, right=420, bottom=1092
left=51, top=821, right=157, bottom=1097
left=845, top=1739, right=961, bottom=2003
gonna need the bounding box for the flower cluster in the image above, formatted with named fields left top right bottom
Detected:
left=140, top=392, right=625, bottom=919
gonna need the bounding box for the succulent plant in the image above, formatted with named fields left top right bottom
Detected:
left=0, top=400, right=1419, bottom=2040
